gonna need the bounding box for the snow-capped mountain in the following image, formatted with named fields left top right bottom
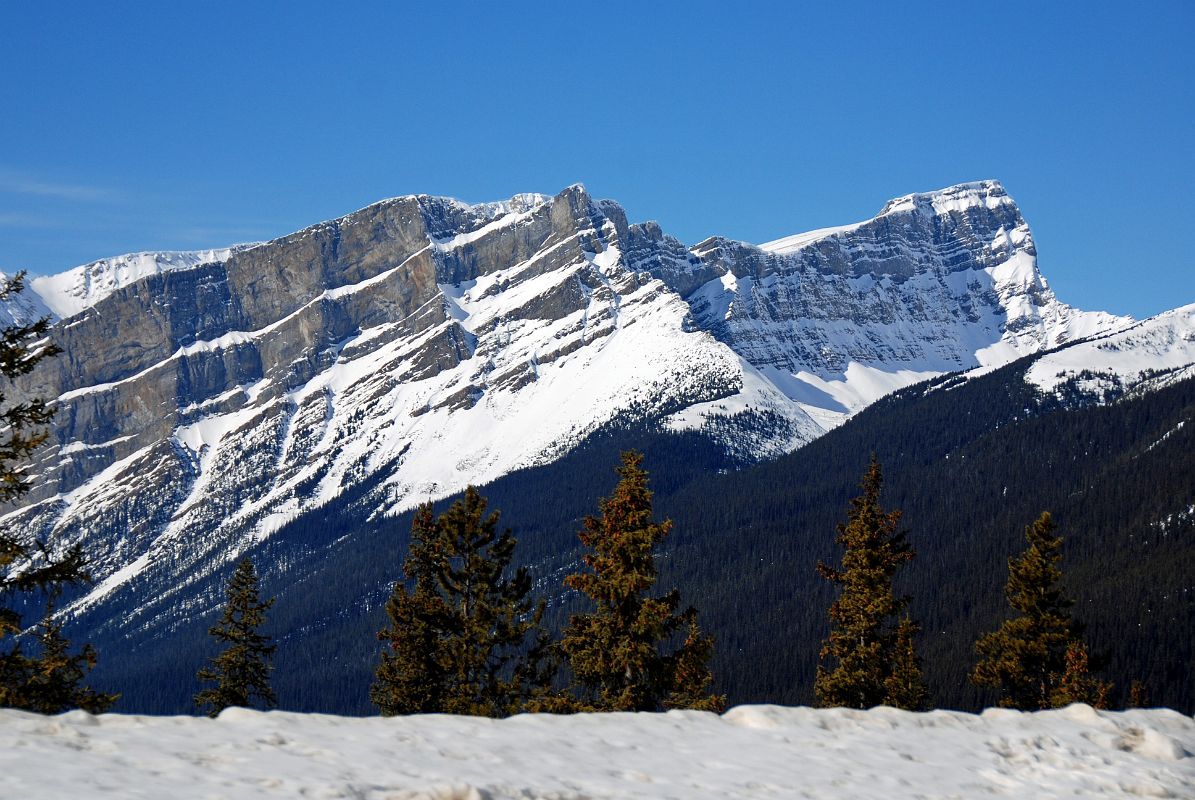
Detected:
left=0, top=180, right=1160, bottom=636
left=682, top=181, right=1127, bottom=428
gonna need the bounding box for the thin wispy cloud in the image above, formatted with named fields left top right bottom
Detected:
left=0, top=211, right=57, bottom=228
left=0, top=171, right=115, bottom=202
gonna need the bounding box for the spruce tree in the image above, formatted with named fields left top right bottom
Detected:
left=16, top=597, right=117, bottom=714
left=971, top=512, right=1095, bottom=710
left=371, top=488, right=548, bottom=717
left=1052, top=640, right=1111, bottom=709
left=371, top=504, right=450, bottom=714
left=195, top=558, right=276, bottom=717
left=815, top=456, right=927, bottom=709
left=560, top=450, right=723, bottom=712
left=884, top=617, right=929, bottom=711
left=0, top=272, right=108, bottom=712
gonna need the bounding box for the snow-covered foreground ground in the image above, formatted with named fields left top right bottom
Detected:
left=2, top=704, right=1193, bottom=799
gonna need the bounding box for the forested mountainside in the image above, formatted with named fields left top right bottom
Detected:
left=76, top=344, right=1194, bottom=714
left=667, top=359, right=1194, bottom=712
left=1, top=180, right=1130, bottom=668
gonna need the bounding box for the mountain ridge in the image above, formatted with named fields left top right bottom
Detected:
left=2, top=179, right=1170, bottom=658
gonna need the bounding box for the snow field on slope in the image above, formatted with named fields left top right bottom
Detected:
left=1026, top=303, right=1195, bottom=393
left=758, top=221, right=869, bottom=254
left=2, top=704, right=1191, bottom=799
left=381, top=274, right=744, bottom=503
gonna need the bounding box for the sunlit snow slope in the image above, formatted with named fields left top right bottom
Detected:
left=2, top=705, right=1192, bottom=799
left=1025, top=303, right=1195, bottom=399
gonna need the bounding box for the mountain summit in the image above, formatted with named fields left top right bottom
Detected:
left=1, top=180, right=1139, bottom=642
left=686, top=179, right=1125, bottom=426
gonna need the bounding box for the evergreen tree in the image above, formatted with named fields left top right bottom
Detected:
left=1051, top=640, right=1111, bottom=709
left=371, top=487, right=548, bottom=717
left=0, top=272, right=109, bottom=712
left=971, top=512, right=1094, bottom=710
left=1128, top=679, right=1149, bottom=709
left=560, top=450, right=723, bottom=712
left=14, top=597, right=117, bottom=714
left=815, top=456, right=926, bottom=709
left=884, top=617, right=929, bottom=711
left=371, top=504, right=450, bottom=714
left=195, top=559, right=276, bottom=717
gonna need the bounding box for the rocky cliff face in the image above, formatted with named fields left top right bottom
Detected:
left=0, top=180, right=1132, bottom=631
left=679, top=181, right=1125, bottom=427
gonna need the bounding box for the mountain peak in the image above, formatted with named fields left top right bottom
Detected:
left=876, top=179, right=1012, bottom=218
left=759, top=181, right=1017, bottom=257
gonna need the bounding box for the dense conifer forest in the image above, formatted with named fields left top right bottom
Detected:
left=77, top=358, right=1194, bottom=715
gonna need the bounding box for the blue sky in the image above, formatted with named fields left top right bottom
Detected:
left=1, top=2, right=1190, bottom=318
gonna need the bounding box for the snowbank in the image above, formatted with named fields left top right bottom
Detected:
left=1, top=704, right=1192, bottom=799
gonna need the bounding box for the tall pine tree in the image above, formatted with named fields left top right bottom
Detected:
left=560, top=450, right=723, bottom=712
left=371, top=504, right=450, bottom=714
left=815, top=456, right=927, bottom=709
left=0, top=272, right=110, bottom=712
left=971, top=512, right=1105, bottom=710
left=195, top=558, right=276, bottom=717
left=371, top=487, right=549, bottom=717
left=15, top=596, right=117, bottom=714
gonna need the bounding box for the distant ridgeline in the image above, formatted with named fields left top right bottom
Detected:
left=81, top=350, right=1194, bottom=714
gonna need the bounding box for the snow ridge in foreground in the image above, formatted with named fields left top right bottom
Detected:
left=2, top=704, right=1191, bottom=799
